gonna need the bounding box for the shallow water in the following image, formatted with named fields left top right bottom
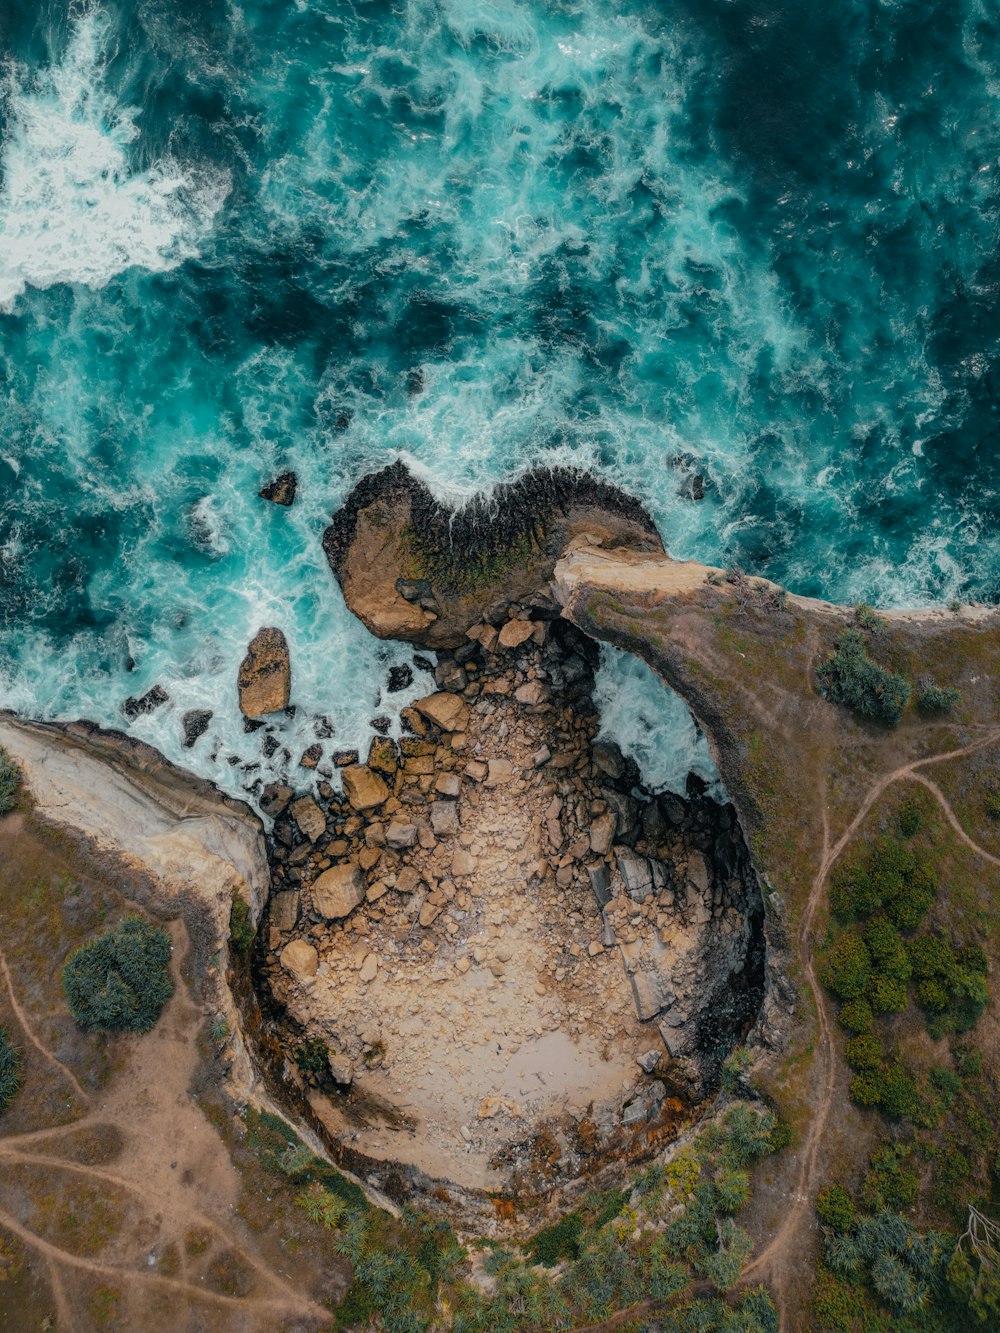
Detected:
left=1, top=0, right=998, bottom=800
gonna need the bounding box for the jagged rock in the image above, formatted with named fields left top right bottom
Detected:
left=259, top=471, right=297, bottom=506
left=434, top=772, right=461, bottom=798
left=291, top=795, right=325, bottom=843
left=329, top=1056, right=354, bottom=1085
left=434, top=660, right=467, bottom=692
left=515, top=680, right=550, bottom=705
left=280, top=939, right=318, bottom=980
left=122, top=685, right=168, bottom=720
left=181, top=709, right=212, bottom=748
left=590, top=812, right=617, bottom=856
left=270, top=891, right=300, bottom=932
left=532, top=744, right=551, bottom=767
left=342, top=765, right=390, bottom=810
left=238, top=628, right=291, bottom=718
left=333, top=749, right=360, bottom=767
left=413, top=692, right=471, bottom=733
left=387, top=663, right=414, bottom=692
left=368, top=736, right=398, bottom=776
left=637, top=1049, right=662, bottom=1074
left=312, top=863, right=365, bottom=919
left=260, top=784, right=294, bottom=818
left=592, top=740, right=626, bottom=780
left=498, top=619, right=534, bottom=649
left=588, top=864, right=612, bottom=908
left=686, top=851, right=711, bottom=895
left=299, top=743, right=322, bottom=769
left=463, top=760, right=488, bottom=782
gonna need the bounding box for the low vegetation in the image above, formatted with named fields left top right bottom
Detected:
left=0, top=1025, right=22, bottom=1113
left=816, top=630, right=911, bottom=725
left=0, top=744, right=20, bottom=814
left=62, top=916, right=173, bottom=1033
left=242, top=1101, right=786, bottom=1330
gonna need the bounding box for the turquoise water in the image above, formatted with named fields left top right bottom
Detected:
left=1, top=0, right=999, bottom=800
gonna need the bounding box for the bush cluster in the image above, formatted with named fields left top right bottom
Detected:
left=0, top=1026, right=22, bottom=1113
left=816, top=630, right=910, bottom=725
left=909, top=935, right=988, bottom=1037
left=829, top=835, right=936, bottom=929
left=62, top=916, right=173, bottom=1033
left=916, top=675, right=961, bottom=715
left=0, top=746, right=20, bottom=815
left=823, top=1210, right=951, bottom=1316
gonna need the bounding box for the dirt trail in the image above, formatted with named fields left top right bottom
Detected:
left=0, top=921, right=333, bottom=1331
left=743, top=730, right=1000, bottom=1320
left=0, top=948, right=90, bottom=1109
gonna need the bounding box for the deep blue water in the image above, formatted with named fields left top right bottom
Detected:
left=1, top=0, right=998, bottom=798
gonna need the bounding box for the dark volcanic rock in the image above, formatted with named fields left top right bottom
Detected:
left=122, top=685, right=169, bottom=720
left=259, top=471, right=297, bottom=506
left=181, top=709, right=213, bottom=748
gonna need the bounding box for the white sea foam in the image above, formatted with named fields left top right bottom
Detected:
left=593, top=646, right=723, bottom=799
left=0, top=7, right=228, bottom=311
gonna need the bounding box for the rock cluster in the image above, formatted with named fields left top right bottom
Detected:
left=257, top=608, right=765, bottom=1186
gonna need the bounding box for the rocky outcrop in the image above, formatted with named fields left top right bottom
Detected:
left=322, top=462, right=663, bottom=648
left=259, top=471, right=297, bottom=506
left=238, top=627, right=291, bottom=718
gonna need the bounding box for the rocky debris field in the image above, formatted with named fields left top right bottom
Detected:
left=257, top=612, right=765, bottom=1193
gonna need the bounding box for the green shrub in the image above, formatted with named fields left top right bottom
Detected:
left=527, top=1211, right=584, bottom=1266
left=868, top=973, right=909, bottom=1013
left=0, top=1026, right=22, bottom=1112
left=294, top=1036, right=329, bottom=1075
left=720, top=1104, right=780, bottom=1166
left=879, top=1065, right=921, bottom=1119
left=821, top=933, right=872, bottom=1000
left=62, top=916, right=173, bottom=1032
left=863, top=916, right=911, bottom=980
left=916, top=677, right=961, bottom=715
left=712, top=1167, right=751, bottom=1213
left=838, top=998, right=874, bottom=1033
left=854, top=603, right=886, bottom=635
left=816, top=1185, right=855, bottom=1234
left=816, top=630, right=911, bottom=725
left=897, top=799, right=922, bottom=837
left=845, top=1034, right=883, bottom=1071
left=0, top=746, right=20, bottom=815
left=229, top=891, right=254, bottom=956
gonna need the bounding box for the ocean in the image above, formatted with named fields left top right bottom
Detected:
left=1, top=0, right=997, bottom=802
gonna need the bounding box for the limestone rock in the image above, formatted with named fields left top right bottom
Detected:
left=280, top=939, right=318, bottom=980
left=413, top=692, right=470, bottom=733
left=452, top=849, right=476, bottom=877
left=342, top=765, right=390, bottom=810
left=290, top=795, right=325, bottom=843
left=238, top=628, right=291, bottom=718
left=435, top=772, right=461, bottom=798
left=312, top=863, right=365, bottom=919
left=430, top=801, right=460, bottom=836
left=386, top=820, right=418, bottom=849
left=329, top=1056, right=354, bottom=1086
left=259, top=471, right=297, bottom=506
left=485, top=758, right=514, bottom=787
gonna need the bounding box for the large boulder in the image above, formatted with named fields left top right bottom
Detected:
left=238, top=628, right=290, bottom=718
left=311, top=863, right=365, bottom=919
left=280, top=939, right=318, bottom=980
left=342, top=765, right=390, bottom=810
left=413, top=692, right=470, bottom=733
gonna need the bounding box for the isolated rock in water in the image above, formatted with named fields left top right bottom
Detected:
left=342, top=764, right=390, bottom=810
left=259, top=471, right=297, bottom=506
left=122, top=685, right=169, bottom=720
left=238, top=627, right=290, bottom=718
left=280, top=939, right=318, bottom=980
left=181, top=708, right=212, bottom=749
left=312, top=864, right=365, bottom=919
left=412, top=691, right=470, bottom=733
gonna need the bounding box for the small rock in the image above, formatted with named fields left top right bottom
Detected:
left=484, top=758, right=514, bottom=787
left=181, top=708, right=213, bottom=748
left=515, top=680, right=550, bottom=706
left=464, top=760, right=489, bottom=782
left=328, top=1056, right=354, bottom=1086
left=532, top=745, right=551, bottom=768
left=435, top=772, right=461, bottom=798
left=299, top=743, right=322, bottom=769
left=637, top=1049, right=662, bottom=1074
left=270, top=891, right=301, bottom=933
left=430, top=801, right=460, bottom=836
left=590, top=812, right=617, bottom=856
left=419, top=901, right=442, bottom=927
left=386, top=821, right=418, bottom=850
left=368, top=736, right=399, bottom=776
left=260, top=783, right=294, bottom=818
left=452, top=849, right=476, bottom=878
left=259, top=471, right=297, bottom=506
left=359, top=953, right=379, bottom=984
left=333, top=749, right=360, bottom=768
left=122, top=685, right=169, bottom=720
left=387, top=663, right=414, bottom=693
left=587, top=941, right=605, bottom=957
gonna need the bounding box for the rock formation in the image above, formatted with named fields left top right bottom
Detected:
left=238, top=626, right=291, bottom=718
left=259, top=471, right=297, bottom=506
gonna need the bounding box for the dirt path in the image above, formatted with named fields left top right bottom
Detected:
left=743, top=730, right=1000, bottom=1320
left=0, top=923, right=333, bottom=1331
left=0, top=948, right=90, bottom=1110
